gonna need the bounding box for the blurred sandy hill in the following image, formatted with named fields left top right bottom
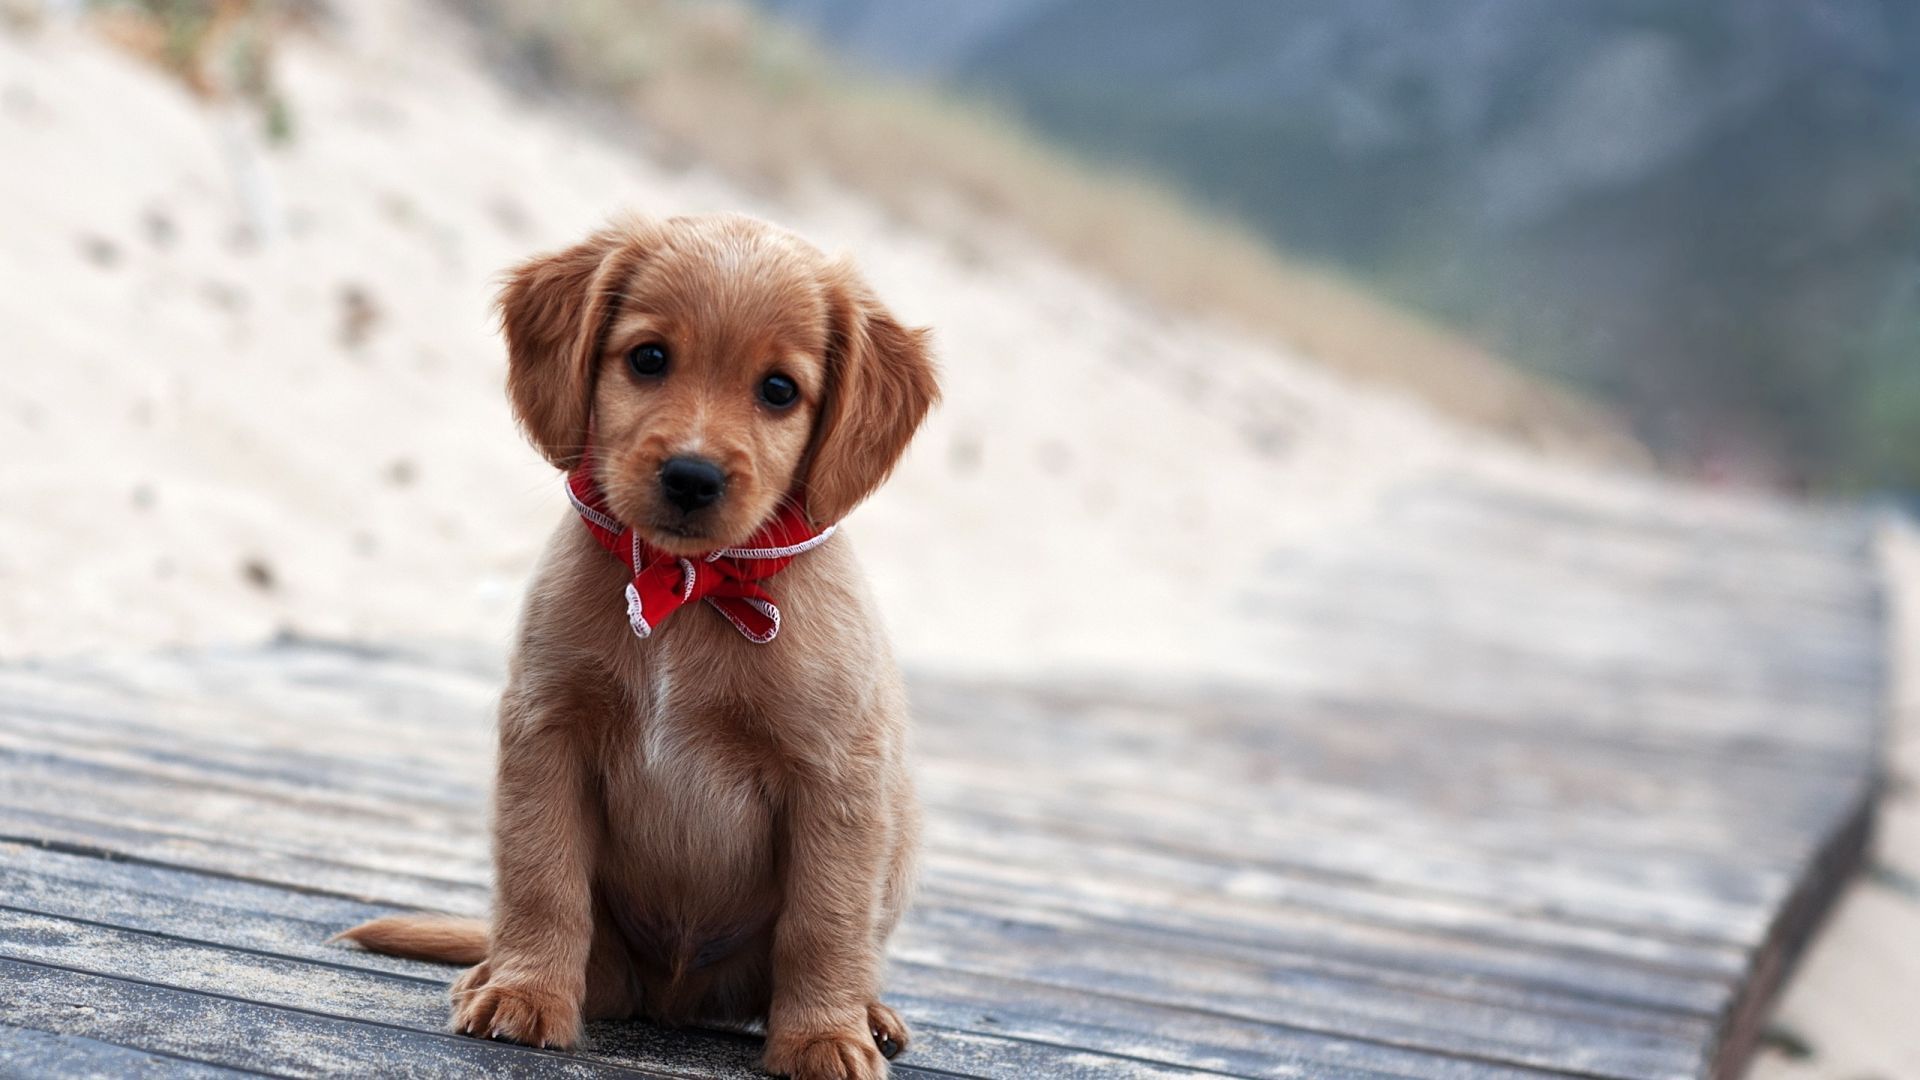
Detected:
left=0, top=0, right=1889, bottom=682
left=0, top=0, right=1520, bottom=676
left=0, top=3, right=1913, bottom=1077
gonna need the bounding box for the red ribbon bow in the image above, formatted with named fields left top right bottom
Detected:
left=565, top=463, right=834, bottom=644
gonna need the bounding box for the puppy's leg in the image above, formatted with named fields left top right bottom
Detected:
left=761, top=778, right=900, bottom=1080
left=451, top=690, right=600, bottom=1049
left=866, top=785, right=919, bottom=1060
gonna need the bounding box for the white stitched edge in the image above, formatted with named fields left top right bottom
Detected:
left=677, top=558, right=698, bottom=598
left=707, top=524, right=838, bottom=561
left=708, top=597, right=779, bottom=644
left=623, top=582, right=653, bottom=638
left=564, top=478, right=625, bottom=535
left=743, top=597, right=780, bottom=642
left=631, top=531, right=644, bottom=571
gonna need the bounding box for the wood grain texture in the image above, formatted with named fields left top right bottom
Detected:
left=0, top=475, right=1884, bottom=1078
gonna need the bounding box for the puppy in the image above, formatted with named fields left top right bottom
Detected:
left=339, top=213, right=937, bottom=1080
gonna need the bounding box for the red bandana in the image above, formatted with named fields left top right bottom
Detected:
left=564, top=463, right=833, bottom=644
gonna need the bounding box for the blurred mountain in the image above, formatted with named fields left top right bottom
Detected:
left=761, top=0, right=1920, bottom=489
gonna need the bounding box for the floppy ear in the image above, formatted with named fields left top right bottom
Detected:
left=497, top=225, right=642, bottom=470
left=804, top=262, right=940, bottom=525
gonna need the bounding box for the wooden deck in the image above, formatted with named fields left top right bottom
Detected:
left=0, top=472, right=1887, bottom=1079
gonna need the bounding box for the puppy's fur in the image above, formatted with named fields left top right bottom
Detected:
left=339, top=214, right=937, bottom=1080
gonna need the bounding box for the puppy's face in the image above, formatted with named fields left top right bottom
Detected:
left=588, top=225, right=828, bottom=554
left=499, top=214, right=937, bottom=551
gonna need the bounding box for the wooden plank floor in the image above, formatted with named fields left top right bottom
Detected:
left=0, top=472, right=1886, bottom=1079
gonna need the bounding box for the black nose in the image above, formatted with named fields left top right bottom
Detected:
left=659, top=456, right=726, bottom=513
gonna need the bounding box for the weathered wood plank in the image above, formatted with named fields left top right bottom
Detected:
left=0, top=838, right=1730, bottom=1021
left=0, top=745, right=1782, bottom=1080
left=0, top=1022, right=257, bottom=1079
left=0, top=665, right=1849, bottom=918
left=0, top=767, right=1754, bottom=988
left=0, top=722, right=1758, bottom=999
left=1701, top=782, right=1877, bottom=1080
left=0, top=699, right=1766, bottom=999
left=1400, top=473, right=1874, bottom=554
left=1356, top=491, right=1878, bottom=612
left=0, top=802, right=1709, bottom=1077
left=0, top=905, right=1348, bottom=1080
left=0, top=678, right=1815, bottom=966
left=0, top=692, right=1829, bottom=892
left=0, top=843, right=1597, bottom=1080
left=0, top=960, right=682, bottom=1079
left=0, top=723, right=1809, bottom=939
left=0, top=711, right=1783, bottom=931
left=0, top=472, right=1884, bottom=1078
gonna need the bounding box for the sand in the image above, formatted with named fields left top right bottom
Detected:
left=0, top=1, right=1474, bottom=679
left=0, top=2, right=1911, bottom=1072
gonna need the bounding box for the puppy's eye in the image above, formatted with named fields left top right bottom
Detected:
left=758, top=373, right=799, bottom=409
left=628, top=343, right=669, bottom=378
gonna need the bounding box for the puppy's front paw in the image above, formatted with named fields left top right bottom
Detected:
left=764, top=1025, right=889, bottom=1080
left=448, top=962, right=582, bottom=1049
left=867, top=1001, right=909, bottom=1060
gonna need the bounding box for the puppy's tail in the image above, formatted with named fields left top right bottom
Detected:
left=333, top=914, right=489, bottom=966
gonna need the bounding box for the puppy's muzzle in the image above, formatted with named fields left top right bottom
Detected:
left=660, top=456, right=727, bottom=514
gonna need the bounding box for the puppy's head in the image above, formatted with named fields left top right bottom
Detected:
left=499, top=214, right=937, bottom=555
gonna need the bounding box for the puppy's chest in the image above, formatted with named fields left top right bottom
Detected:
left=600, top=657, right=786, bottom=857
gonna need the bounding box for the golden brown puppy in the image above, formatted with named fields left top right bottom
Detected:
left=338, top=213, right=937, bottom=1080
